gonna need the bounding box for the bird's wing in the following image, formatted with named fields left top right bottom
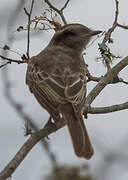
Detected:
left=26, top=53, right=86, bottom=105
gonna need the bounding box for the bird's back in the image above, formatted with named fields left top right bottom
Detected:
left=26, top=45, right=86, bottom=105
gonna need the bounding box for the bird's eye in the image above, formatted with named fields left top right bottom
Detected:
left=63, top=30, right=75, bottom=36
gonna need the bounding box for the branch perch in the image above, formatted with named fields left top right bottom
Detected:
left=88, top=102, right=128, bottom=114
left=0, top=118, right=65, bottom=180
left=84, top=56, right=128, bottom=107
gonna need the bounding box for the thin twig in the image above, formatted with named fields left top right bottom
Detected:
left=102, top=0, right=119, bottom=44
left=117, top=23, right=128, bottom=30
left=61, top=0, right=70, bottom=11
left=88, top=102, right=128, bottom=114
left=99, top=0, right=119, bottom=72
left=44, top=0, right=68, bottom=24
left=0, top=55, right=26, bottom=64
left=86, top=69, right=128, bottom=85
left=84, top=56, right=128, bottom=108
left=0, top=46, right=22, bottom=57
left=24, top=0, right=34, bottom=59
left=86, top=68, right=102, bottom=82
left=0, top=62, right=10, bottom=69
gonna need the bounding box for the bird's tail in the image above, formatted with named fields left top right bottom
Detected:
left=60, top=103, right=94, bottom=159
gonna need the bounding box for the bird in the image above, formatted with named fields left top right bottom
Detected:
left=26, top=23, right=102, bottom=159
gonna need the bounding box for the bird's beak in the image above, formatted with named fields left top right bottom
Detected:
left=91, top=30, right=102, bottom=36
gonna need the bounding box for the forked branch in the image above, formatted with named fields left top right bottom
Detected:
left=44, top=0, right=70, bottom=24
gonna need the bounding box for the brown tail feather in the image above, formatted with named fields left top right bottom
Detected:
left=60, top=103, right=94, bottom=159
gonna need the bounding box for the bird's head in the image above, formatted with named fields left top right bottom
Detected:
left=50, top=23, right=102, bottom=52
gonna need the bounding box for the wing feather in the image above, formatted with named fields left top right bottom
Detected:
left=26, top=55, right=86, bottom=106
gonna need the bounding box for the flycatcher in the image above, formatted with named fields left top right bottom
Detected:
left=26, top=23, right=102, bottom=159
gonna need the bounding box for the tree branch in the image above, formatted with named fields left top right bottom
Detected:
left=99, top=0, right=119, bottom=71
left=102, top=0, right=119, bottom=44
left=24, top=0, right=35, bottom=59
left=84, top=56, right=128, bottom=112
left=61, top=0, right=70, bottom=11
left=117, top=23, right=128, bottom=30
left=0, top=46, right=22, bottom=57
left=86, top=69, right=128, bottom=85
left=88, top=102, right=128, bottom=114
left=0, top=118, right=65, bottom=180
left=44, top=0, right=68, bottom=24
left=0, top=62, right=10, bottom=69
left=0, top=55, right=27, bottom=64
